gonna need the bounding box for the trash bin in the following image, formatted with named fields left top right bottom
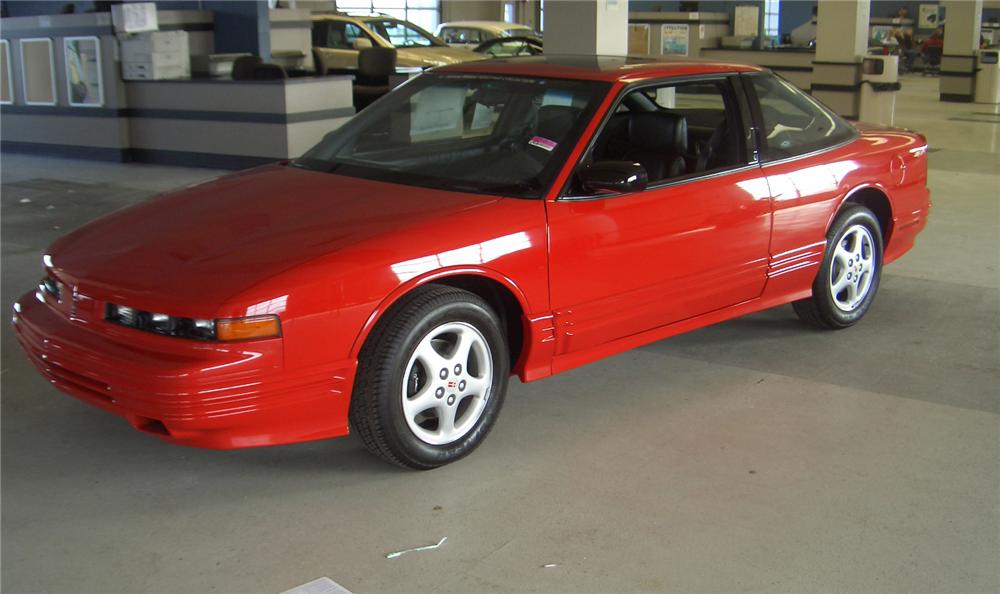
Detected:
left=859, top=55, right=900, bottom=126
left=974, top=50, right=1000, bottom=104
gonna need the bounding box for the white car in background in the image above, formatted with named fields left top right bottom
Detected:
left=312, top=14, right=482, bottom=71
left=436, top=20, right=539, bottom=49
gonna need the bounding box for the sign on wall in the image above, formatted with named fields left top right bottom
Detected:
left=19, top=38, right=56, bottom=105
left=661, top=24, right=689, bottom=56
left=628, top=23, right=650, bottom=55
left=0, top=40, right=12, bottom=104
left=919, top=4, right=942, bottom=29
left=64, top=37, right=104, bottom=107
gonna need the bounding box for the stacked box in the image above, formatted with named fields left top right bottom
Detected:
left=120, top=31, right=190, bottom=80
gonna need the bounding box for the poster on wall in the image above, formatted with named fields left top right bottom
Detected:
left=919, top=4, right=942, bottom=29
left=734, top=5, right=760, bottom=38
left=661, top=24, right=689, bottom=56
left=628, top=23, right=651, bottom=55
left=64, top=37, right=103, bottom=107
left=19, top=38, right=56, bottom=105
left=1, top=40, right=12, bottom=104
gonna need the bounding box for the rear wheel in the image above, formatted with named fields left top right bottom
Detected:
left=349, top=285, right=509, bottom=469
left=793, top=205, right=884, bottom=329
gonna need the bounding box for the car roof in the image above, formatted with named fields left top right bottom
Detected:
left=435, top=55, right=764, bottom=82
left=311, top=14, right=401, bottom=23
left=439, top=21, right=533, bottom=30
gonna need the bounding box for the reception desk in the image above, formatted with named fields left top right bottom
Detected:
left=2, top=76, right=354, bottom=169
left=0, top=11, right=355, bottom=169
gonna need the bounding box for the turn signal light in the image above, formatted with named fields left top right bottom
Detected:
left=216, top=315, right=281, bottom=342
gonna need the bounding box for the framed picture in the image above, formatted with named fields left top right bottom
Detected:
left=1, top=40, right=13, bottom=105
left=628, top=23, right=650, bottom=55
left=64, top=36, right=104, bottom=107
left=19, top=38, right=56, bottom=105
left=661, top=24, right=689, bottom=56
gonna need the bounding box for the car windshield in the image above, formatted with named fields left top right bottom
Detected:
left=295, top=74, right=609, bottom=198
left=366, top=19, right=442, bottom=48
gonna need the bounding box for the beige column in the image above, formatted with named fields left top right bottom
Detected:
left=544, top=0, right=628, bottom=55
left=811, top=0, right=870, bottom=119
left=940, top=0, right=984, bottom=102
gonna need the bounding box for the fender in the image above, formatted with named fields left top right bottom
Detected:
left=348, top=265, right=537, bottom=361
left=830, top=181, right=895, bottom=245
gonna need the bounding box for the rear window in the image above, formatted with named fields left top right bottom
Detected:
left=748, top=74, right=856, bottom=160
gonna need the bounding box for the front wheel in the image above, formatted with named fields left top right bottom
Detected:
left=349, top=285, right=510, bottom=469
left=793, top=205, right=884, bottom=329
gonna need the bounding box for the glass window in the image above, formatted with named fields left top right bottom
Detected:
left=296, top=74, right=609, bottom=199
left=585, top=78, right=745, bottom=188
left=749, top=74, right=856, bottom=160
left=440, top=27, right=481, bottom=44
left=337, top=1, right=440, bottom=32
left=315, top=21, right=370, bottom=49
left=763, top=0, right=780, bottom=39
left=367, top=19, right=438, bottom=47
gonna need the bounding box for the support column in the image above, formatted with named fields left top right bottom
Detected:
left=940, top=0, right=983, bottom=102
left=811, top=0, right=870, bottom=119
left=544, top=0, right=628, bottom=56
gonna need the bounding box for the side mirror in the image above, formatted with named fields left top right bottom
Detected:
left=353, top=38, right=373, bottom=50
left=579, top=161, right=648, bottom=194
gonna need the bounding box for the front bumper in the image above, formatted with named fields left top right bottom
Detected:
left=12, top=292, right=355, bottom=449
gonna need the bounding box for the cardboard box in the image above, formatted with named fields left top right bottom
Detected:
left=112, top=2, right=158, bottom=34
left=120, top=30, right=189, bottom=58
left=122, top=62, right=190, bottom=80
left=124, top=50, right=189, bottom=69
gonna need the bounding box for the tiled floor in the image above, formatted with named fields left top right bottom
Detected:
left=1, top=75, right=998, bottom=593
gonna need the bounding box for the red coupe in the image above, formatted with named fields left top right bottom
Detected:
left=13, top=57, right=930, bottom=468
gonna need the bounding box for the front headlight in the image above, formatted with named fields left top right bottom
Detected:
left=105, top=303, right=280, bottom=342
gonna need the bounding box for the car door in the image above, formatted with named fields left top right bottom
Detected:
left=313, top=20, right=369, bottom=70
left=545, top=75, right=774, bottom=357
left=740, top=73, right=861, bottom=286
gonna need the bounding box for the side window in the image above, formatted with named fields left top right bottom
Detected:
left=586, top=78, right=745, bottom=189
left=311, top=22, right=329, bottom=48
left=318, top=22, right=367, bottom=50
left=749, top=74, right=855, bottom=160
left=343, top=24, right=365, bottom=47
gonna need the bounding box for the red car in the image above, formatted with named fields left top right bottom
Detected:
left=13, top=57, right=930, bottom=468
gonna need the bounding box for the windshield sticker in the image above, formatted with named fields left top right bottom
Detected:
left=471, top=103, right=494, bottom=130
left=542, top=89, right=574, bottom=107
left=528, top=136, right=557, bottom=151
left=410, top=86, right=466, bottom=138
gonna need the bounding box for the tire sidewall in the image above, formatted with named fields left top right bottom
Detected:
left=378, top=297, right=509, bottom=468
left=814, top=207, right=884, bottom=327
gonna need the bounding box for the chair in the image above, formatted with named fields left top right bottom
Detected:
left=353, top=47, right=397, bottom=110
left=922, top=46, right=942, bottom=76
left=252, top=63, right=288, bottom=80
left=231, top=55, right=262, bottom=80
left=621, top=112, right=689, bottom=182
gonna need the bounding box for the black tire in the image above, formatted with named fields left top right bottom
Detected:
left=349, top=285, right=510, bottom=469
left=793, top=205, right=884, bottom=329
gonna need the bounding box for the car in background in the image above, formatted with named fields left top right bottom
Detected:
left=436, top=20, right=538, bottom=49
left=14, top=57, right=931, bottom=469
left=312, top=13, right=481, bottom=70
left=474, top=35, right=543, bottom=58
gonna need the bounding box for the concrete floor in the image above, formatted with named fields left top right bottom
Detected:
left=1, top=75, right=998, bottom=593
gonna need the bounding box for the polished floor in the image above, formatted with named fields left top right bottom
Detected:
left=1, top=75, right=998, bottom=593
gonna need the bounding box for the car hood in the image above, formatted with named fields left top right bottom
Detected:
left=46, top=164, right=500, bottom=315
left=396, top=46, right=485, bottom=67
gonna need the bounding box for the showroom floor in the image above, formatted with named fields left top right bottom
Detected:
left=1, top=75, right=998, bottom=594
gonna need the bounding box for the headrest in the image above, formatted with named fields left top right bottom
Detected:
left=628, top=112, right=688, bottom=153
left=535, top=105, right=579, bottom=143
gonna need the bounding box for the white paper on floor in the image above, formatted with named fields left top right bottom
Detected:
left=278, top=576, right=352, bottom=594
